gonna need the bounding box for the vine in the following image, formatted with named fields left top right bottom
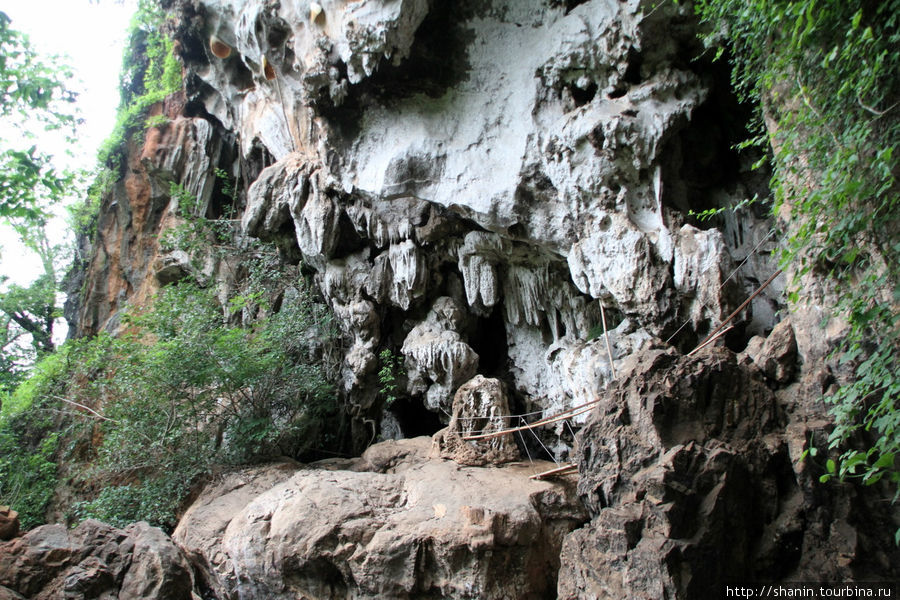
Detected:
left=693, top=0, right=900, bottom=536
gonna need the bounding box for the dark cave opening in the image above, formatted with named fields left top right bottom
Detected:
left=551, top=0, right=591, bottom=15
left=468, top=306, right=509, bottom=377
left=659, top=49, right=770, bottom=229
left=207, top=148, right=238, bottom=220
left=569, top=80, right=598, bottom=108
left=315, top=1, right=474, bottom=142
left=386, top=397, right=445, bottom=438
left=623, top=47, right=643, bottom=85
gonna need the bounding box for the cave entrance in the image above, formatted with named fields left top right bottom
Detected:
left=469, top=306, right=509, bottom=377
left=386, top=397, right=444, bottom=437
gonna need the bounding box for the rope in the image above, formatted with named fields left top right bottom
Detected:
left=453, top=406, right=546, bottom=425
left=463, top=398, right=602, bottom=441
left=517, top=419, right=534, bottom=465
left=526, top=419, right=559, bottom=467
left=664, top=227, right=776, bottom=345
left=689, top=268, right=783, bottom=355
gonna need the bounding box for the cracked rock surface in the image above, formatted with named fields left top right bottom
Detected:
left=166, top=0, right=781, bottom=440
left=173, top=438, right=585, bottom=600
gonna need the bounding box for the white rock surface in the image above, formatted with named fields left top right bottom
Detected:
left=174, top=0, right=782, bottom=441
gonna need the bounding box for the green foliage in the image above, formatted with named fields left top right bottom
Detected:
left=67, top=0, right=184, bottom=240
left=0, top=348, right=71, bottom=528
left=378, top=349, right=405, bottom=407
left=96, top=0, right=182, bottom=168
left=0, top=425, right=59, bottom=530
left=0, top=221, right=67, bottom=389
left=68, top=166, right=117, bottom=237
left=144, top=114, right=170, bottom=129
left=687, top=195, right=761, bottom=222
left=694, top=0, right=900, bottom=511
left=1, top=266, right=339, bottom=531
left=214, top=167, right=238, bottom=208
left=0, top=11, right=78, bottom=221
left=79, top=272, right=336, bottom=529
left=159, top=182, right=240, bottom=272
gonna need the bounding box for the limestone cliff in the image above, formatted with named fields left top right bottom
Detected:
left=75, top=0, right=781, bottom=442
left=47, top=0, right=898, bottom=598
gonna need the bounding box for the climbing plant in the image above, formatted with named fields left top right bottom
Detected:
left=378, top=348, right=405, bottom=408
left=693, top=0, right=899, bottom=524
left=96, top=0, right=182, bottom=168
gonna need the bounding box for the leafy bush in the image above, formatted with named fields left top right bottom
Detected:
left=0, top=349, right=71, bottom=528
left=694, top=0, right=899, bottom=513
left=71, top=275, right=338, bottom=530
left=2, top=261, right=339, bottom=531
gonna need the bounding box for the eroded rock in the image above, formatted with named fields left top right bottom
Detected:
left=559, top=346, right=899, bottom=598
left=0, top=507, right=18, bottom=541
left=158, top=0, right=785, bottom=440
left=173, top=437, right=586, bottom=600
left=401, top=297, right=479, bottom=412
left=0, top=520, right=194, bottom=600
left=432, top=375, right=520, bottom=466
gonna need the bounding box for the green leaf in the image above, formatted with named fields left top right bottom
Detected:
left=863, top=471, right=884, bottom=486
left=826, top=459, right=836, bottom=474
left=873, top=453, right=895, bottom=470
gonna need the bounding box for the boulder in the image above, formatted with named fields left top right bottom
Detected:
left=0, top=519, right=194, bottom=600
left=756, top=318, right=798, bottom=384
left=432, top=375, right=521, bottom=466
left=173, top=437, right=586, bottom=600
left=0, top=507, right=18, bottom=541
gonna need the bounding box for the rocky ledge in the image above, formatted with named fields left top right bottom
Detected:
left=1, top=438, right=584, bottom=600
left=174, top=437, right=585, bottom=600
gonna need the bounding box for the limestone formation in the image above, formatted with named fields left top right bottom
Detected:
left=433, top=375, right=520, bottom=466
left=173, top=437, right=585, bottom=600
left=558, top=347, right=898, bottom=598
left=0, top=520, right=194, bottom=600
left=47, top=0, right=897, bottom=597
left=401, top=297, right=479, bottom=412
left=148, top=0, right=785, bottom=440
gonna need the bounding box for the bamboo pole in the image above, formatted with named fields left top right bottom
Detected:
left=690, top=268, right=783, bottom=355
left=462, top=399, right=601, bottom=441
left=687, top=325, right=734, bottom=357
left=530, top=464, right=578, bottom=480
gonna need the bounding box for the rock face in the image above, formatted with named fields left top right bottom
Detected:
left=64, top=91, right=254, bottom=337
left=52, top=0, right=898, bottom=597
left=173, top=437, right=585, bottom=600
left=0, top=519, right=194, bottom=600
left=0, top=507, right=18, bottom=541
left=147, top=0, right=783, bottom=448
left=432, top=375, right=520, bottom=466
left=559, top=344, right=899, bottom=598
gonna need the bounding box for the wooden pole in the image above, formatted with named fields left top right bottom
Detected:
left=690, top=269, right=783, bottom=355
